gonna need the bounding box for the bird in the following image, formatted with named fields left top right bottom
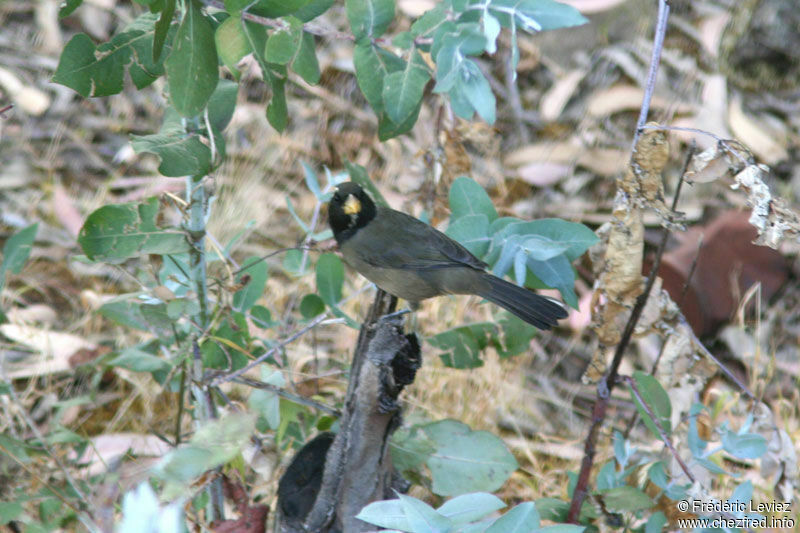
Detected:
left=327, top=181, right=568, bottom=330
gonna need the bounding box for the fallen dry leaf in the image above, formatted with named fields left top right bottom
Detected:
left=0, top=324, right=95, bottom=378
left=540, top=69, right=585, bottom=121
left=587, top=85, right=692, bottom=117
left=73, top=433, right=171, bottom=477
left=0, top=67, right=50, bottom=116
left=728, top=95, right=789, bottom=164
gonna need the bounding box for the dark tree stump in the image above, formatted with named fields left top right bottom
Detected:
left=277, top=290, right=420, bottom=532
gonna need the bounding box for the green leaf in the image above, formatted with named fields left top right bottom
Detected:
left=445, top=214, right=490, bottom=257
left=490, top=218, right=598, bottom=262
left=250, top=305, right=276, bottom=328
left=165, top=0, right=219, bottom=117
left=390, top=426, right=437, bottom=472
left=316, top=253, right=344, bottom=306
left=485, top=502, right=539, bottom=533
left=377, top=104, right=422, bottom=140
left=215, top=15, right=250, bottom=77
left=501, top=0, right=589, bottom=33
left=410, top=3, right=446, bottom=38
left=0, top=501, right=24, bottom=525
left=496, top=312, right=536, bottom=357
left=392, top=31, right=413, bottom=49
left=299, top=294, right=325, bottom=318
left=109, top=348, right=172, bottom=374
left=99, top=298, right=151, bottom=331
left=207, top=79, right=238, bottom=132
left=423, top=419, right=518, bottom=496
left=448, top=176, right=498, bottom=222
left=629, top=370, right=672, bottom=439
left=0, top=223, right=37, bottom=288
left=0, top=434, right=33, bottom=463
left=249, top=369, right=284, bottom=429
left=294, top=31, right=320, bottom=84
left=78, top=198, right=189, bottom=261
left=266, top=66, right=288, bottom=132
left=432, top=24, right=486, bottom=92
left=131, top=130, right=212, bottom=176
left=459, top=59, right=496, bottom=124
left=228, top=0, right=313, bottom=18
left=645, top=511, right=667, bottom=533
left=346, top=0, right=396, bottom=41
left=355, top=499, right=410, bottom=530
left=598, top=485, right=653, bottom=512
left=53, top=14, right=167, bottom=96
left=156, top=413, right=257, bottom=499
left=265, top=17, right=303, bottom=65
left=437, top=493, right=505, bottom=524
left=233, top=256, right=268, bottom=312
left=302, top=161, right=323, bottom=199
left=58, top=0, right=83, bottom=18
left=294, top=0, right=335, bottom=22
left=153, top=0, right=176, bottom=61
left=486, top=217, right=597, bottom=307
left=283, top=248, right=308, bottom=276
left=353, top=41, right=405, bottom=114
left=482, top=11, right=501, bottom=54
left=398, top=493, right=453, bottom=532
left=721, top=430, right=767, bottom=460
left=382, top=50, right=430, bottom=125
left=427, top=322, right=497, bottom=368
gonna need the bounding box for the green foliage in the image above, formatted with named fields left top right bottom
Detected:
left=629, top=370, right=672, bottom=439
left=52, top=0, right=585, bottom=136
left=426, top=313, right=540, bottom=368
left=165, top=0, right=218, bottom=116
left=233, top=256, right=269, bottom=312
left=53, top=14, right=169, bottom=96
left=131, top=111, right=213, bottom=177
left=249, top=369, right=285, bottom=430
left=447, top=177, right=597, bottom=309
left=357, top=493, right=587, bottom=533
left=156, top=413, right=256, bottom=499
left=0, top=223, right=37, bottom=296
left=78, top=197, right=190, bottom=261
left=391, top=419, right=517, bottom=496
left=347, top=0, right=396, bottom=42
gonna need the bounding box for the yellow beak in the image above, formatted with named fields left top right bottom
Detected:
left=343, top=194, right=361, bottom=215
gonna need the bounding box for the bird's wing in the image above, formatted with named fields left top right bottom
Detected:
left=359, top=207, right=487, bottom=271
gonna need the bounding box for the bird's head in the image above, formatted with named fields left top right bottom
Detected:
left=328, top=181, right=377, bottom=243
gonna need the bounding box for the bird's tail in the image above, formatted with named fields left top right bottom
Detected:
left=477, top=273, right=568, bottom=330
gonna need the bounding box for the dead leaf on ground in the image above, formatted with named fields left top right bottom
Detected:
left=728, top=96, right=789, bottom=164
left=72, top=433, right=171, bottom=477
left=0, top=324, right=96, bottom=378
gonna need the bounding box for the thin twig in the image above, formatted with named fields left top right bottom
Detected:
left=622, top=375, right=695, bottom=482
left=689, top=326, right=755, bottom=400
left=631, top=0, right=671, bottom=150
left=504, top=45, right=529, bottom=145
left=209, top=313, right=341, bottom=386
left=227, top=376, right=340, bottom=416
left=568, top=3, right=675, bottom=516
